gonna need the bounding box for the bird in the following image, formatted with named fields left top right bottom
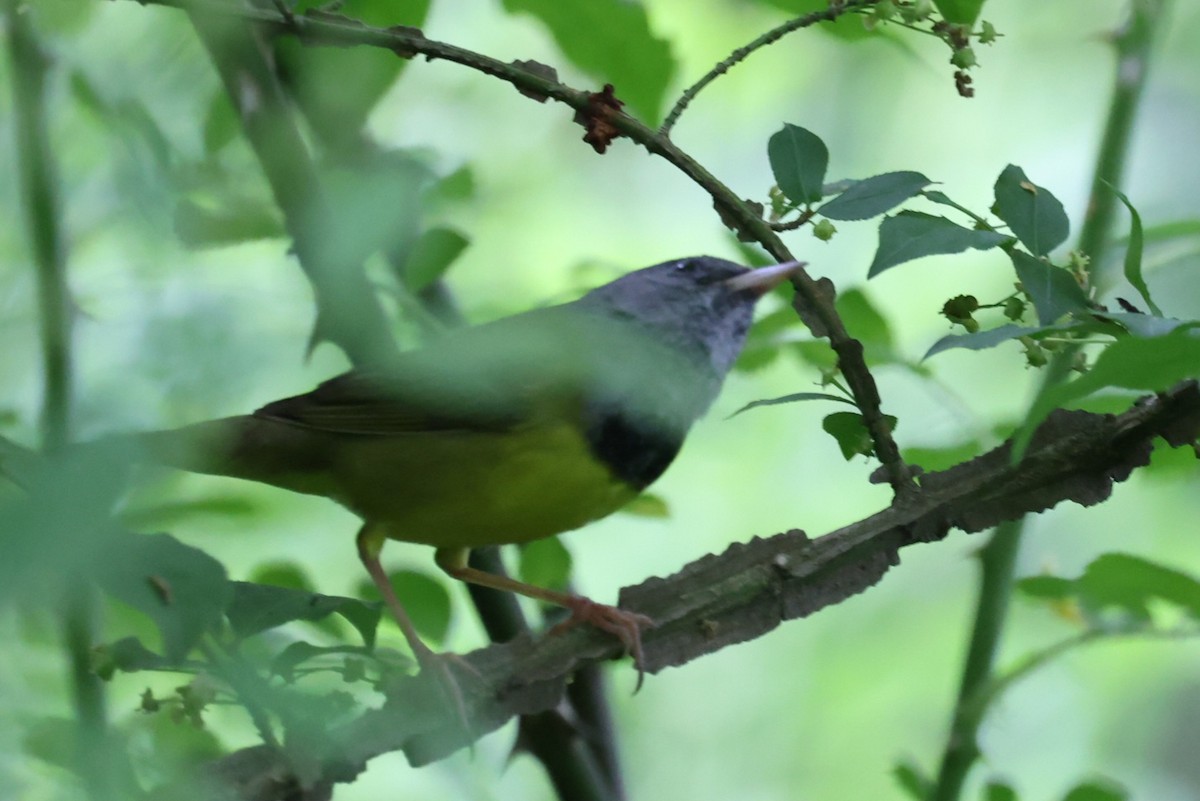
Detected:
left=14, top=256, right=802, bottom=690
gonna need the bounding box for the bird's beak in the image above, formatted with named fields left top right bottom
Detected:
left=724, top=260, right=806, bottom=296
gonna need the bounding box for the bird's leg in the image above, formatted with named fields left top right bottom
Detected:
left=356, top=525, right=474, bottom=731
left=435, top=547, right=655, bottom=689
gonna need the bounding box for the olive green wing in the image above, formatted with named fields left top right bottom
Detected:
left=253, top=306, right=591, bottom=436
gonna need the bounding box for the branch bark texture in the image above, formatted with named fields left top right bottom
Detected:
left=179, top=382, right=1200, bottom=799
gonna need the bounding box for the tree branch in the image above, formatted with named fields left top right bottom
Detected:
left=174, top=382, right=1200, bottom=799
left=131, top=0, right=912, bottom=498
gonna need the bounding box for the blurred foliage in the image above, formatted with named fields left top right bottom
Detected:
left=2, top=0, right=1199, bottom=800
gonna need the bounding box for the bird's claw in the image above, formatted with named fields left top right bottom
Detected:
left=548, top=597, right=655, bottom=691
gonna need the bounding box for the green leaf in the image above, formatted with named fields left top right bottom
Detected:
left=1061, top=779, right=1128, bottom=801
left=1108, top=184, right=1162, bottom=316
left=357, top=570, right=452, bottom=645
left=23, top=718, right=82, bottom=772
left=202, top=91, right=239, bottom=154
left=869, top=211, right=1008, bottom=277
left=175, top=195, right=286, bottom=248
left=892, top=759, right=932, bottom=801
left=822, top=411, right=897, bottom=460
left=925, top=323, right=1071, bottom=359
left=119, top=494, right=261, bottom=530
left=95, top=636, right=171, bottom=675
left=985, top=781, right=1019, bottom=801
left=404, top=227, right=469, bottom=291
left=1088, top=311, right=1187, bottom=339
left=730, top=392, right=856, bottom=419
left=501, top=0, right=675, bottom=124
left=1010, top=250, right=1089, bottom=325
left=1016, top=575, right=1075, bottom=600
left=96, top=532, right=232, bottom=662
left=993, top=165, right=1069, bottom=256
left=277, top=0, right=431, bottom=149
left=269, top=641, right=381, bottom=681
left=933, top=0, right=985, bottom=25
left=903, top=441, right=981, bottom=472
left=622, top=493, right=671, bottom=518
left=519, top=537, right=573, bottom=594
left=818, top=171, right=932, bottom=221
left=768, top=124, right=829, bottom=205
left=1017, top=329, right=1200, bottom=458
left=249, top=561, right=317, bottom=592
left=227, top=582, right=382, bottom=647
left=838, top=288, right=895, bottom=363
left=753, top=0, right=881, bottom=40
left=1076, top=553, right=1200, bottom=621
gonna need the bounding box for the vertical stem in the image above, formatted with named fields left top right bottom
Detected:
left=930, top=3, right=1170, bottom=798
left=5, top=4, right=127, bottom=798
left=6, top=0, right=70, bottom=451
left=930, top=520, right=1022, bottom=801
left=1077, top=0, right=1169, bottom=279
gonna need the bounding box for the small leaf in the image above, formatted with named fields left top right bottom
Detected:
left=1016, top=329, right=1200, bottom=459
left=357, top=570, right=451, bottom=645
left=730, top=392, right=856, bottom=419
left=822, top=411, right=897, bottom=460
left=924, top=323, right=1072, bottom=360
left=903, top=441, right=980, bottom=472
left=838, top=288, right=895, bottom=363
left=227, top=582, right=382, bottom=647
left=892, top=759, right=932, bottom=801
left=1107, top=184, right=1162, bottom=316
left=519, top=537, right=573, bottom=594
left=1088, top=311, right=1186, bottom=338
left=202, top=92, right=239, bottom=154
left=249, top=561, right=317, bottom=593
left=869, top=211, right=1008, bottom=277
left=985, top=781, right=1019, bottom=801
left=96, top=532, right=231, bottom=662
left=818, top=171, right=932, bottom=221
left=23, top=718, right=82, bottom=772
left=622, top=493, right=670, bottom=518
left=269, top=641, right=379, bottom=681
left=1009, top=250, right=1089, bottom=325
left=993, top=165, right=1069, bottom=256
left=1077, top=553, right=1200, bottom=621
left=1061, top=779, right=1128, bottom=801
left=933, top=0, right=985, bottom=24
left=501, top=0, right=675, bottom=124
left=175, top=196, right=286, bottom=248
left=404, top=227, right=469, bottom=291
left=1016, top=575, right=1075, bottom=600
left=768, top=124, right=829, bottom=205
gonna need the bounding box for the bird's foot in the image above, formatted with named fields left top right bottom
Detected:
left=548, top=597, right=655, bottom=690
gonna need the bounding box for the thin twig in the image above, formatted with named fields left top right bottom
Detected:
left=659, top=1, right=876, bottom=136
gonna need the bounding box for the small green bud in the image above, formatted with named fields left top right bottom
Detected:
left=978, top=20, right=998, bottom=44
left=901, top=0, right=933, bottom=22
left=950, top=47, right=977, bottom=69
left=942, top=294, right=979, bottom=322
left=1003, top=296, right=1026, bottom=321
left=813, top=219, right=837, bottom=241
left=873, top=0, right=897, bottom=21
left=1020, top=337, right=1048, bottom=368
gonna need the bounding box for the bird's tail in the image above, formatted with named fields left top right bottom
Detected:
left=3, top=417, right=334, bottom=497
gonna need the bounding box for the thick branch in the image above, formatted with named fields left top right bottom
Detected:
left=181, top=382, right=1200, bottom=798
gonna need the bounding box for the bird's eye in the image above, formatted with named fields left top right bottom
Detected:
left=674, top=260, right=696, bottom=273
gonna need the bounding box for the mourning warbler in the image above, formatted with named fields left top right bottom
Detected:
left=135, top=256, right=802, bottom=676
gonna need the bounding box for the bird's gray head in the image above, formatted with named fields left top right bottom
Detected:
left=578, top=256, right=803, bottom=378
